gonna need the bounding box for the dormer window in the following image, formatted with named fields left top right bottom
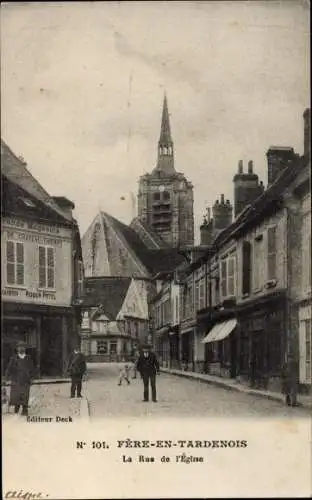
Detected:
left=19, top=197, right=36, bottom=208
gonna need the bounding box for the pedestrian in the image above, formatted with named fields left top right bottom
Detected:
left=5, top=341, right=36, bottom=416
left=136, top=344, right=160, bottom=403
left=118, top=359, right=131, bottom=386
left=67, top=346, right=87, bottom=398
left=282, top=358, right=298, bottom=407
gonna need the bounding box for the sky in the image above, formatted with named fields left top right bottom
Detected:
left=1, top=1, right=310, bottom=242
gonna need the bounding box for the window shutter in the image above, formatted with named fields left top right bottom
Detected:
left=6, top=241, right=15, bottom=284
left=221, top=260, right=227, bottom=298
left=242, top=241, right=251, bottom=295
left=39, top=246, right=46, bottom=288
left=267, top=226, right=277, bottom=280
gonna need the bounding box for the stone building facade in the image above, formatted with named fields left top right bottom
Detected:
left=1, top=140, right=83, bottom=378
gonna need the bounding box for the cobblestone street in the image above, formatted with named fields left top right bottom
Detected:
left=86, top=363, right=311, bottom=419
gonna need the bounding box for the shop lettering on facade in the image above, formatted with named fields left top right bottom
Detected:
left=2, top=218, right=60, bottom=234
left=3, top=230, right=63, bottom=247
left=2, top=287, right=57, bottom=302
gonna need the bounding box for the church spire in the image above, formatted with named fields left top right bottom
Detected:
left=159, top=93, right=172, bottom=145
left=156, top=93, right=175, bottom=173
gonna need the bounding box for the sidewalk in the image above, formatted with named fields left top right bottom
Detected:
left=160, top=367, right=312, bottom=410
left=2, top=381, right=89, bottom=419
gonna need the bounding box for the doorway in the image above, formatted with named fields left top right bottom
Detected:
left=40, top=317, right=63, bottom=377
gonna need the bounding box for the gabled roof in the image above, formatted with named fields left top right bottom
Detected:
left=1, top=139, right=71, bottom=222
left=130, top=217, right=169, bottom=249
left=101, top=212, right=184, bottom=274
left=82, top=276, right=132, bottom=320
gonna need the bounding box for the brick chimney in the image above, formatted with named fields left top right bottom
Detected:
left=266, top=147, right=295, bottom=186
left=303, top=108, right=310, bottom=160
left=212, top=194, right=233, bottom=231
left=52, top=196, right=75, bottom=220
left=233, top=160, right=264, bottom=217
left=200, top=207, right=213, bottom=246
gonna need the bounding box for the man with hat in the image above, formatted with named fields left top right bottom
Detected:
left=67, top=345, right=87, bottom=398
left=136, top=343, right=160, bottom=402
left=5, top=340, right=36, bottom=416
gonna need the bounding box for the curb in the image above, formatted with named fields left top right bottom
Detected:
left=79, top=398, right=90, bottom=420
left=160, top=368, right=311, bottom=410
left=32, top=378, right=71, bottom=385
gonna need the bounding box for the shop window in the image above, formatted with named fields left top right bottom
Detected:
left=6, top=241, right=24, bottom=286
left=267, top=226, right=277, bottom=281
left=39, top=246, right=55, bottom=289
left=110, top=342, right=117, bottom=354
left=97, top=340, right=108, bottom=355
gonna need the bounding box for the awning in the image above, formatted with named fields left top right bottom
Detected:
left=201, top=318, right=237, bottom=344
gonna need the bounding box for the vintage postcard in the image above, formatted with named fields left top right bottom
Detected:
left=1, top=1, right=311, bottom=498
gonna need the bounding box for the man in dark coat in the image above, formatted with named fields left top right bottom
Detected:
left=5, top=341, right=36, bottom=416
left=67, top=346, right=87, bottom=398
left=282, top=358, right=298, bottom=406
left=136, top=344, right=160, bottom=402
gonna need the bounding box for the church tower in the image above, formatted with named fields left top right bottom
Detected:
left=137, top=94, right=194, bottom=247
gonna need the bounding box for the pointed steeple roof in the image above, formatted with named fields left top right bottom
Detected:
left=154, top=93, right=175, bottom=174
left=159, top=93, right=172, bottom=146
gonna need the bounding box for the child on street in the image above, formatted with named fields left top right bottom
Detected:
left=118, top=360, right=131, bottom=386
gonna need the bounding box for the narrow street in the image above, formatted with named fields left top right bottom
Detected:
left=86, top=363, right=310, bottom=419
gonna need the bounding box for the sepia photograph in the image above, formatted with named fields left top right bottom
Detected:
left=1, top=1, right=311, bottom=498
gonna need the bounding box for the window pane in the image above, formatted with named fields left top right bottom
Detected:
left=16, top=243, right=24, bottom=263
left=7, top=241, right=15, bottom=262
left=47, top=247, right=54, bottom=267
left=39, top=247, right=46, bottom=267
left=228, top=276, right=234, bottom=296
left=268, top=254, right=277, bottom=280
left=47, top=267, right=55, bottom=288
left=228, top=258, right=234, bottom=277
left=7, top=263, right=15, bottom=284
left=39, top=266, right=46, bottom=288
left=16, top=264, right=24, bottom=285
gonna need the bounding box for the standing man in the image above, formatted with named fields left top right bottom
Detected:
left=67, top=346, right=87, bottom=398
left=136, top=344, right=160, bottom=403
left=5, top=341, right=36, bottom=416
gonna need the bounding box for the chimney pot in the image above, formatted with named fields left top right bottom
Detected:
left=221, top=194, right=225, bottom=204
left=238, top=160, right=243, bottom=174
left=248, top=160, right=253, bottom=174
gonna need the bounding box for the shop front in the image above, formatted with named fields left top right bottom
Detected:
left=236, top=291, right=287, bottom=391
left=201, top=317, right=238, bottom=379
left=2, top=302, right=78, bottom=378
left=180, top=324, right=195, bottom=371
left=155, top=326, right=170, bottom=368
left=169, top=325, right=180, bottom=369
